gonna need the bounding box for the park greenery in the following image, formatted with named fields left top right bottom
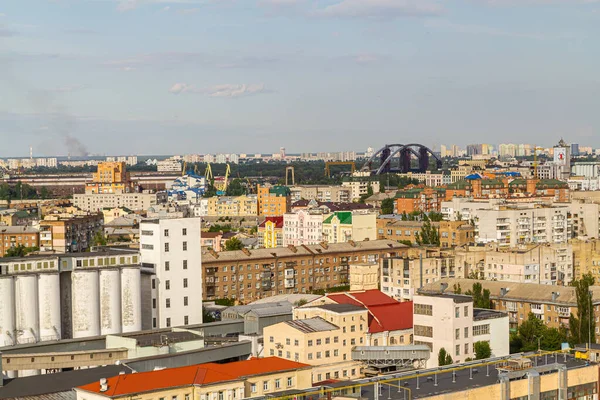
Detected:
left=4, top=245, right=39, bottom=258
left=0, top=183, right=51, bottom=201
left=224, top=237, right=244, bottom=251
left=438, top=348, right=453, bottom=366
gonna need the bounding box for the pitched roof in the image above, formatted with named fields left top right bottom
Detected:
left=323, top=211, right=352, bottom=225
left=76, top=357, right=310, bottom=397
left=326, top=289, right=399, bottom=307
left=259, top=216, right=284, bottom=228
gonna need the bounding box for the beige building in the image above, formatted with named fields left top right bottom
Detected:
left=572, top=238, right=600, bottom=282
left=289, top=185, right=352, bottom=203
left=263, top=304, right=366, bottom=382
left=39, top=213, right=104, bottom=253
left=74, top=191, right=167, bottom=212
left=340, top=179, right=381, bottom=202
left=75, top=357, right=312, bottom=400
left=322, top=211, right=377, bottom=244
left=349, top=263, right=380, bottom=291
left=206, top=195, right=258, bottom=217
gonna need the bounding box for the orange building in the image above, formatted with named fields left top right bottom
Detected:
left=439, top=221, right=475, bottom=248
left=257, top=185, right=291, bottom=217
left=394, top=187, right=445, bottom=214
left=85, top=162, right=133, bottom=194
left=445, top=177, right=569, bottom=202
left=0, top=226, right=40, bottom=256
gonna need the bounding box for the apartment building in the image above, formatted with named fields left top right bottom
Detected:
left=395, top=188, right=446, bottom=214
left=340, top=178, right=381, bottom=202
left=572, top=238, right=600, bottom=282
left=569, top=200, right=600, bottom=238
left=442, top=199, right=570, bottom=248
left=257, top=185, right=291, bottom=217
left=376, top=218, right=430, bottom=245
left=381, top=248, right=461, bottom=301
left=413, top=293, right=509, bottom=367
left=258, top=217, right=284, bottom=249
left=75, top=357, right=312, bottom=400
left=322, top=211, right=376, bottom=244
left=0, top=226, right=39, bottom=256
left=445, top=177, right=569, bottom=202
left=439, top=221, right=476, bottom=248
left=39, top=213, right=103, bottom=253
left=289, top=185, right=352, bottom=203
left=74, top=191, right=167, bottom=212
left=85, top=161, right=134, bottom=194
left=283, top=210, right=324, bottom=247
left=454, top=242, right=574, bottom=285
left=349, top=263, right=379, bottom=291
left=201, top=239, right=407, bottom=301
left=139, top=218, right=203, bottom=328
left=205, top=195, right=258, bottom=217
left=421, top=278, right=600, bottom=340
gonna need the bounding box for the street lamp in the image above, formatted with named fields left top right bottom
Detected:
left=534, top=335, right=543, bottom=352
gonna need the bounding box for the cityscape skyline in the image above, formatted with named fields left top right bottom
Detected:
left=1, top=1, right=599, bottom=156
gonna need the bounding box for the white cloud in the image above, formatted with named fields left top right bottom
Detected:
left=424, top=20, right=546, bottom=39
left=315, top=0, right=444, bottom=18
left=162, top=6, right=170, bottom=11
left=177, top=8, right=200, bottom=14
left=169, top=83, right=267, bottom=98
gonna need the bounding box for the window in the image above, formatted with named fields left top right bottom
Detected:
left=141, top=230, right=154, bottom=236
left=152, top=298, right=156, bottom=309
left=164, top=229, right=169, bottom=237
left=464, top=327, right=469, bottom=338
left=183, top=242, right=187, bottom=251
left=275, top=379, right=281, bottom=389
left=455, top=344, right=460, bottom=356
left=308, top=353, right=313, bottom=360
left=325, top=337, right=330, bottom=344
left=263, top=381, right=269, bottom=391
left=166, top=298, right=171, bottom=308
left=287, top=377, right=293, bottom=387
left=183, top=278, right=188, bottom=288
left=270, top=349, right=274, bottom=356
left=164, top=243, right=170, bottom=252
left=464, top=306, right=469, bottom=317
left=455, top=329, right=460, bottom=340
left=183, top=260, right=188, bottom=269
left=334, top=349, right=339, bottom=357
left=334, top=336, right=339, bottom=343
left=316, top=352, right=322, bottom=359
left=251, top=383, right=257, bottom=393
left=473, top=324, right=490, bottom=336
left=325, top=350, right=330, bottom=358
left=351, top=325, right=356, bottom=332
left=165, top=261, right=170, bottom=271
left=166, top=317, right=171, bottom=327
left=153, top=317, right=157, bottom=328
left=286, top=338, right=291, bottom=345
left=464, top=343, right=469, bottom=355
left=414, top=303, right=433, bottom=316
left=316, top=339, right=322, bottom=345
left=165, top=280, right=170, bottom=290
left=414, top=325, right=433, bottom=338
left=184, top=296, right=188, bottom=306
left=269, top=336, right=274, bottom=343
left=294, top=339, right=299, bottom=346
left=182, top=228, right=187, bottom=236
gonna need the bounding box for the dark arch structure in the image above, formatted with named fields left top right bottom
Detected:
left=362, top=144, right=442, bottom=175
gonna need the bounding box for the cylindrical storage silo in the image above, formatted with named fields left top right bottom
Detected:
left=100, top=269, right=122, bottom=335
left=37, top=273, right=61, bottom=341
left=71, top=270, right=100, bottom=338
left=19, top=369, right=41, bottom=377
left=15, top=275, right=39, bottom=344
left=0, top=277, right=15, bottom=347
left=120, top=268, right=142, bottom=333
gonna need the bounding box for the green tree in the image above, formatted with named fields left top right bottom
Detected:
left=428, top=212, right=443, bottom=222
left=453, top=283, right=462, bottom=294
left=380, top=198, right=395, bottom=215
left=92, top=231, right=107, bottom=247
left=225, top=237, right=244, bottom=251
left=465, top=282, right=492, bottom=309
left=4, top=245, right=39, bottom=257
left=208, top=224, right=233, bottom=233
left=474, top=341, right=492, bottom=360
left=398, top=240, right=413, bottom=247
left=569, top=273, right=596, bottom=346
left=438, top=347, right=453, bottom=366
left=40, top=186, right=51, bottom=199
left=226, top=179, right=246, bottom=196
left=511, top=312, right=567, bottom=353
left=518, top=312, right=547, bottom=351
left=415, top=221, right=440, bottom=245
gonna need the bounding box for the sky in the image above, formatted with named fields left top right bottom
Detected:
left=0, top=0, right=599, bottom=157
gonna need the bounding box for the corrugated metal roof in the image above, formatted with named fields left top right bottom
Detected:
left=285, top=317, right=339, bottom=333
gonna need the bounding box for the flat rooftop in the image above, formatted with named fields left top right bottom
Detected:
left=473, top=308, right=508, bottom=321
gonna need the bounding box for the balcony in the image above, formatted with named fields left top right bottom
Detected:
left=284, top=278, right=295, bottom=289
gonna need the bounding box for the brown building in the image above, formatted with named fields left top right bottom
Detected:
left=376, top=219, right=434, bottom=245
left=40, top=213, right=104, bottom=253
left=257, top=185, right=291, bottom=217
left=572, top=238, right=600, bottom=282
left=0, top=226, right=40, bottom=256
left=421, top=277, right=600, bottom=340
left=395, top=188, right=445, bottom=214
left=201, top=239, right=408, bottom=302
left=85, top=161, right=133, bottom=194
left=439, top=221, right=475, bottom=248
left=445, top=177, right=570, bottom=202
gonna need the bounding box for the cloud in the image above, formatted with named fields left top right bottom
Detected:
left=169, top=83, right=267, bottom=98
left=314, top=0, right=444, bottom=18
left=424, top=20, right=546, bottom=39
left=177, top=8, right=200, bottom=14
left=162, top=6, right=170, bottom=11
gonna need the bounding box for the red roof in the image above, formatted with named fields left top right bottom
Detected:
left=325, top=290, right=413, bottom=333
left=259, top=216, right=284, bottom=228
left=77, top=357, right=310, bottom=397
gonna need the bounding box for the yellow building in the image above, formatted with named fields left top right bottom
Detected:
left=86, top=162, right=133, bottom=194
left=572, top=238, right=600, bottom=282
left=439, top=220, right=476, bottom=248
left=101, top=207, right=132, bottom=225
left=258, top=216, right=283, bottom=248
left=257, top=185, right=291, bottom=217
left=75, top=357, right=312, bottom=400
left=322, top=211, right=377, bottom=244
left=207, top=195, right=258, bottom=217
left=349, top=263, right=380, bottom=291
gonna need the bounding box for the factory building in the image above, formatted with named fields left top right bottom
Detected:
left=140, top=218, right=203, bottom=329
left=0, top=250, right=148, bottom=349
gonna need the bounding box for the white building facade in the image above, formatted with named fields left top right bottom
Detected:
left=283, top=210, right=324, bottom=247
left=140, top=218, right=203, bottom=329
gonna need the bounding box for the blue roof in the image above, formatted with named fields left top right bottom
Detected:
left=465, top=173, right=483, bottom=180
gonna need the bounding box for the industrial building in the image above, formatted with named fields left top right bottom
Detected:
left=140, top=218, right=203, bottom=329
left=0, top=250, right=148, bottom=350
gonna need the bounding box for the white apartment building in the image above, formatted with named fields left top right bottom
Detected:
left=340, top=180, right=381, bottom=202
left=157, top=160, right=182, bottom=172
left=74, top=192, right=167, bottom=212
left=283, top=210, right=324, bottom=247
left=140, top=218, right=203, bottom=329
left=413, top=293, right=509, bottom=368
left=569, top=200, right=600, bottom=239
left=442, top=199, right=569, bottom=248
left=289, top=186, right=352, bottom=203
left=572, top=162, right=600, bottom=179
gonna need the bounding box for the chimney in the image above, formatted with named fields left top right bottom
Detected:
left=288, top=244, right=298, bottom=253
left=209, top=249, right=219, bottom=259
left=319, top=242, right=328, bottom=250
left=348, top=240, right=356, bottom=247
left=440, top=282, right=448, bottom=293
left=500, top=288, right=509, bottom=296
left=100, top=378, right=108, bottom=392
left=551, top=292, right=560, bottom=302
left=242, top=248, right=251, bottom=256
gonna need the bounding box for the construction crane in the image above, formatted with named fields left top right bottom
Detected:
left=324, top=161, right=356, bottom=178
left=205, top=163, right=213, bottom=182
left=181, top=161, right=188, bottom=176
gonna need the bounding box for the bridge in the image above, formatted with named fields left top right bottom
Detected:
left=362, top=144, right=442, bottom=175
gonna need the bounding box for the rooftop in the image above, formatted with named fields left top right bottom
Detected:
left=284, top=317, right=339, bottom=333
left=224, top=301, right=293, bottom=317
left=77, top=357, right=310, bottom=397
left=310, top=303, right=366, bottom=314
left=473, top=308, right=508, bottom=321
left=0, top=226, right=39, bottom=234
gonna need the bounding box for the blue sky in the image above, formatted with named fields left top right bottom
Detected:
left=0, top=0, right=599, bottom=157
